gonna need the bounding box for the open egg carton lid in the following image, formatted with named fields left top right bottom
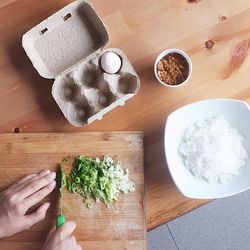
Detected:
left=22, top=0, right=109, bottom=79
left=22, top=0, right=140, bottom=127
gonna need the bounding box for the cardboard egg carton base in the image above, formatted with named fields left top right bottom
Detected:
left=53, top=48, right=140, bottom=126
left=22, top=0, right=140, bottom=127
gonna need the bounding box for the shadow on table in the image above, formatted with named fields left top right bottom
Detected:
left=3, top=36, right=65, bottom=129
left=145, top=126, right=174, bottom=188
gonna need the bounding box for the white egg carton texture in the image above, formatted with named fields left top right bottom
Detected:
left=22, top=0, right=140, bottom=127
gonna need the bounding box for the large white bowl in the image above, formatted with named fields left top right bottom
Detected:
left=164, top=99, right=250, bottom=199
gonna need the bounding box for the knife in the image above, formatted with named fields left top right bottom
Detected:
left=57, top=166, right=66, bottom=228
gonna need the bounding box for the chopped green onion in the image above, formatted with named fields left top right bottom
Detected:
left=65, top=155, right=135, bottom=208
left=75, top=177, right=80, bottom=184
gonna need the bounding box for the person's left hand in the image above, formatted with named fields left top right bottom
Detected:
left=0, top=170, right=56, bottom=239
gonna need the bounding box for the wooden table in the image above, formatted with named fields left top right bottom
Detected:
left=1, top=0, right=250, bottom=231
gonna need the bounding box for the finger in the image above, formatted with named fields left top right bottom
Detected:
left=69, top=235, right=77, bottom=245
left=77, top=244, right=82, bottom=250
left=9, top=174, right=37, bottom=189
left=4, top=173, right=37, bottom=196
left=52, top=221, right=76, bottom=245
left=10, top=170, right=51, bottom=194
left=62, top=236, right=77, bottom=248
left=44, top=225, right=56, bottom=246
left=17, top=171, right=56, bottom=200
left=24, top=180, right=56, bottom=209
left=25, top=202, right=50, bottom=229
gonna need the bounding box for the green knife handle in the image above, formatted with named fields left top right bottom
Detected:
left=56, top=215, right=65, bottom=229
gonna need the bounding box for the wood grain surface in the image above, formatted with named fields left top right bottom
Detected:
left=1, top=0, right=250, bottom=232
left=0, top=132, right=145, bottom=250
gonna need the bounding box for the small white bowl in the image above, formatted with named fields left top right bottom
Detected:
left=154, top=48, right=192, bottom=88
left=164, top=99, right=250, bottom=199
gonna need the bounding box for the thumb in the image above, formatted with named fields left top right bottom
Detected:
left=25, top=202, right=50, bottom=228
left=52, top=221, right=76, bottom=245
left=43, top=225, right=56, bottom=246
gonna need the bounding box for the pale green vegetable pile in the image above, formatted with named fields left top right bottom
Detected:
left=65, top=155, right=135, bottom=207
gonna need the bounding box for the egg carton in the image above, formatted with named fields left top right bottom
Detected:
left=22, top=0, right=140, bottom=127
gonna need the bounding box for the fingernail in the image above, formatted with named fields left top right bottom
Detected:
left=72, top=222, right=76, bottom=229
left=68, top=221, right=76, bottom=229
left=40, top=169, right=50, bottom=176
left=51, top=180, right=56, bottom=188
left=50, top=172, right=56, bottom=179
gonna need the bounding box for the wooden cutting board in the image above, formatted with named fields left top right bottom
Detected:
left=0, top=132, right=145, bottom=250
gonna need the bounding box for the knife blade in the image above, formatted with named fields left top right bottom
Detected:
left=57, top=165, right=66, bottom=228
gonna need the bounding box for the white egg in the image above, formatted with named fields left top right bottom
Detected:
left=100, top=52, right=122, bottom=74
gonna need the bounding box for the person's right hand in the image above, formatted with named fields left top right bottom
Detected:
left=42, top=221, right=82, bottom=250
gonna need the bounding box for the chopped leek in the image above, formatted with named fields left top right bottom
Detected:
left=66, top=155, right=135, bottom=207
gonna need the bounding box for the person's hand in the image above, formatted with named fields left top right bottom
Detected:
left=0, top=170, right=56, bottom=238
left=42, top=221, right=82, bottom=250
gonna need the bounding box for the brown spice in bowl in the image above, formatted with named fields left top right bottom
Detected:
left=157, top=53, right=189, bottom=85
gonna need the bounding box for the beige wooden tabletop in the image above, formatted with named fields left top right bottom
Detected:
left=1, top=0, right=250, bottom=231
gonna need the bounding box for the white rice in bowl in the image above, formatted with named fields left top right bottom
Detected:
left=179, top=116, right=248, bottom=183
